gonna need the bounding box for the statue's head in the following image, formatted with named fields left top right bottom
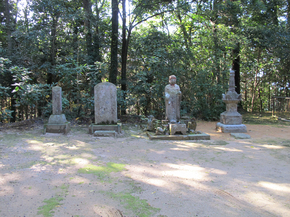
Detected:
left=169, top=75, right=176, bottom=85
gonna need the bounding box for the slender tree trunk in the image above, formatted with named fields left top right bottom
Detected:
left=47, top=16, right=58, bottom=84
left=94, top=5, right=101, bottom=62
left=121, top=0, right=127, bottom=115
left=251, top=50, right=261, bottom=112
left=109, top=0, right=118, bottom=84
left=4, top=0, right=16, bottom=122
left=232, top=43, right=240, bottom=94
left=73, top=24, right=79, bottom=62
left=4, top=0, right=12, bottom=57
left=83, top=0, right=94, bottom=64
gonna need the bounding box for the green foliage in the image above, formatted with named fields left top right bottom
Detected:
left=1, top=0, right=289, bottom=122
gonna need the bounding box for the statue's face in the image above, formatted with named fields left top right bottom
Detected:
left=169, top=77, right=176, bottom=85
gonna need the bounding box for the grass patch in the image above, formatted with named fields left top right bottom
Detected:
left=38, top=183, right=69, bottom=217
left=37, top=197, right=63, bottom=217
left=243, top=112, right=290, bottom=126
left=107, top=192, right=160, bottom=217
left=78, top=162, right=126, bottom=180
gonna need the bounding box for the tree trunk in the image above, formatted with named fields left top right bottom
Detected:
left=109, top=0, right=118, bottom=85
left=232, top=43, right=240, bottom=94
left=4, top=0, right=12, bottom=57
left=73, top=24, right=79, bottom=62
left=94, top=5, right=101, bottom=62
left=83, top=0, right=94, bottom=65
left=121, top=0, right=127, bottom=115
left=47, top=16, right=58, bottom=84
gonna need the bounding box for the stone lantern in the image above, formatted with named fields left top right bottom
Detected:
left=216, top=69, right=247, bottom=133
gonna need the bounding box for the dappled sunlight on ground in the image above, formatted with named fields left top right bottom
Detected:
left=258, top=181, right=290, bottom=193
left=213, top=146, right=243, bottom=152
left=0, top=123, right=290, bottom=216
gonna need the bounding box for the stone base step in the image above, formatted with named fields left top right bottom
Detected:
left=94, top=130, right=116, bottom=137
left=44, top=122, right=71, bottom=134
left=89, top=124, right=121, bottom=134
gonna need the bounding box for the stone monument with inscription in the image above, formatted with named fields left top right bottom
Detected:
left=89, top=82, right=121, bottom=136
left=164, top=75, right=187, bottom=135
left=216, top=69, right=247, bottom=133
left=44, top=86, right=71, bottom=134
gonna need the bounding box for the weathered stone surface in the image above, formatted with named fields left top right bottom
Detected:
left=217, top=69, right=246, bottom=133
left=169, top=123, right=187, bottom=135
left=52, top=86, right=62, bottom=115
left=147, top=132, right=210, bottom=140
left=45, top=87, right=70, bottom=134
left=89, top=124, right=121, bottom=134
left=94, top=82, right=117, bottom=124
left=48, top=114, right=67, bottom=124
left=145, top=115, right=155, bottom=131
left=165, top=75, right=181, bottom=123
left=44, top=122, right=71, bottom=134
left=220, top=111, right=242, bottom=125
left=230, top=133, right=251, bottom=139
left=216, top=123, right=247, bottom=133
left=94, top=130, right=116, bottom=137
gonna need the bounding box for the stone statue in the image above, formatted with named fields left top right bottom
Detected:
left=145, top=115, right=155, bottom=131
left=165, top=75, right=181, bottom=123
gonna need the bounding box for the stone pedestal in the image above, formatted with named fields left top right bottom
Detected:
left=89, top=123, right=122, bottom=135
left=169, top=123, right=187, bottom=135
left=216, top=122, right=247, bottom=133
left=45, top=87, right=70, bottom=134
left=216, top=70, right=247, bottom=133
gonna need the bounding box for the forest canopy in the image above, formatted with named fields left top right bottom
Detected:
left=0, top=0, right=289, bottom=122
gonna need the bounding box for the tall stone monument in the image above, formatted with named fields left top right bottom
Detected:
left=216, top=70, right=247, bottom=133
left=44, top=86, right=71, bottom=134
left=164, top=75, right=187, bottom=135
left=94, top=82, right=117, bottom=124
left=89, top=82, right=121, bottom=136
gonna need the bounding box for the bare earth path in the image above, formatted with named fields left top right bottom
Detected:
left=0, top=121, right=290, bottom=217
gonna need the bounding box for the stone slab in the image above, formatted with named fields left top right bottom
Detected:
left=169, top=123, right=187, bottom=135
left=52, top=86, right=62, bottom=115
left=94, top=130, right=116, bottom=137
left=216, top=122, right=247, bottom=133
left=44, top=122, right=71, bottom=134
left=94, top=82, right=117, bottom=124
left=147, top=132, right=210, bottom=140
left=230, top=133, right=251, bottom=139
left=89, top=124, right=122, bottom=134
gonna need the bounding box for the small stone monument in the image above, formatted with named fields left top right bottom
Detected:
left=216, top=69, right=247, bottom=133
left=44, top=86, right=70, bottom=134
left=164, top=75, right=186, bottom=135
left=89, top=82, right=121, bottom=136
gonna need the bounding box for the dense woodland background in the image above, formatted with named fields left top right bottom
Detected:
left=0, top=0, right=289, bottom=123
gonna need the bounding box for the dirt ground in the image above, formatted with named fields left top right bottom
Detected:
left=0, top=121, right=290, bottom=217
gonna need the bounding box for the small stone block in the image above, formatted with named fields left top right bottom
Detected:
left=89, top=124, right=121, bottom=134
left=147, top=132, right=210, bottom=140
left=45, top=122, right=71, bottom=134
left=216, top=122, right=247, bottom=133
left=169, top=123, right=187, bottom=135
left=230, top=133, right=251, bottom=139
left=94, top=130, right=116, bottom=137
